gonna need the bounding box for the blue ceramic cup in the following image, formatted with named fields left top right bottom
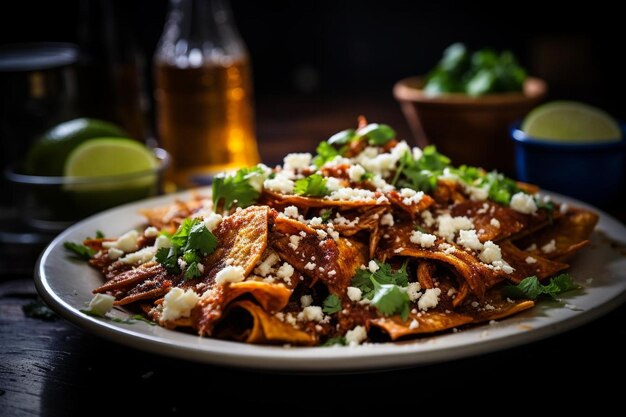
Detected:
left=510, top=122, right=626, bottom=207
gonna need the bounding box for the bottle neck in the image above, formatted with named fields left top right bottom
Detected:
left=155, top=0, right=246, bottom=67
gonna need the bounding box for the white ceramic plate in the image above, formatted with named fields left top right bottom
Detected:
left=35, top=189, right=626, bottom=372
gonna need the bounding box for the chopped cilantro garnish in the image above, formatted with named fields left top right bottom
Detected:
left=482, top=171, right=521, bottom=205
left=95, top=230, right=105, bottom=238
left=322, top=337, right=347, bottom=347
left=503, top=274, right=579, bottom=300
left=351, top=260, right=410, bottom=320
left=356, top=123, right=396, bottom=145
left=320, top=209, right=333, bottom=223
left=155, top=218, right=217, bottom=279
left=395, top=145, right=450, bottom=192
left=322, top=294, right=342, bottom=314
left=294, top=174, right=329, bottom=197
left=212, top=166, right=265, bottom=211
left=312, top=141, right=341, bottom=168
left=64, top=241, right=96, bottom=260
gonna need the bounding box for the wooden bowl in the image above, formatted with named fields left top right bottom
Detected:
left=393, top=76, right=547, bottom=174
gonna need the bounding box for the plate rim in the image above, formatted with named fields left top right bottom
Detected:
left=34, top=189, right=626, bottom=372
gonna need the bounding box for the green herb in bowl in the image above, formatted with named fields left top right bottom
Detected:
left=424, top=43, right=527, bottom=96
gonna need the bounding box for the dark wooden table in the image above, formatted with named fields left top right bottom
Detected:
left=1, top=94, right=625, bottom=416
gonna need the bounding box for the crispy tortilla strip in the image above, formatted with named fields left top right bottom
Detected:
left=139, top=196, right=205, bottom=230
left=225, top=281, right=292, bottom=312
left=370, top=312, right=473, bottom=340
left=515, top=207, right=598, bottom=262
left=417, top=262, right=436, bottom=289
left=498, top=240, right=569, bottom=283
left=433, top=179, right=467, bottom=204
left=117, top=279, right=173, bottom=305
left=216, top=300, right=316, bottom=345
left=273, top=215, right=317, bottom=236
left=387, top=190, right=435, bottom=217
left=450, top=200, right=554, bottom=242
left=262, top=190, right=389, bottom=208
left=271, top=231, right=367, bottom=295
left=329, top=207, right=387, bottom=236
left=460, top=288, right=535, bottom=323
left=94, top=263, right=164, bottom=293
left=202, top=206, right=270, bottom=281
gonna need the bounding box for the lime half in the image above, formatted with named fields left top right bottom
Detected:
left=522, top=101, right=622, bottom=142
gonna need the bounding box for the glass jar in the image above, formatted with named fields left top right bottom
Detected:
left=154, top=0, right=259, bottom=189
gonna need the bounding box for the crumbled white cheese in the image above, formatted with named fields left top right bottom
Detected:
left=325, top=177, right=342, bottom=192
left=526, top=243, right=537, bottom=251
left=457, top=229, right=483, bottom=251
left=304, top=262, right=316, bottom=270
left=399, top=188, right=424, bottom=206
left=283, top=153, right=312, bottom=171
left=300, top=295, right=313, bottom=308
left=87, top=293, right=115, bottom=316
left=155, top=235, right=172, bottom=249
left=214, top=266, right=246, bottom=285
left=490, top=218, right=501, bottom=228
left=368, top=260, right=379, bottom=273
left=107, top=247, right=124, bottom=260
left=412, top=146, right=423, bottom=160
left=347, top=286, right=362, bottom=302
left=510, top=192, right=538, bottom=214
left=144, top=226, right=159, bottom=238
left=407, top=282, right=422, bottom=301
left=348, top=164, right=366, bottom=182
left=418, top=288, right=441, bottom=311
left=254, top=252, right=280, bottom=277
left=327, top=187, right=377, bottom=201
left=103, top=230, right=139, bottom=253
left=203, top=212, right=223, bottom=232
left=276, top=262, right=294, bottom=282
left=370, top=174, right=395, bottom=193
left=283, top=205, right=299, bottom=219
left=421, top=211, right=435, bottom=227
left=467, top=185, right=489, bottom=201
left=410, top=230, right=437, bottom=248
left=302, top=306, right=324, bottom=322
left=560, top=203, right=569, bottom=214
left=479, top=240, right=502, bottom=264
left=288, top=235, right=301, bottom=250
left=161, top=288, right=200, bottom=321
left=120, top=246, right=156, bottom=265
left=437, top=214, right=474, bottom=241
left=309, top=217, right=323, bottom=226
left=542, top=239, right=556, bottom=254
left=316, top=229, right=328, bottom=239
left=345, top=325, right=367, bottom=346
left=409, top=319, right=420, bottom=330
left=264, top=174, right=295, bottom=194
left=525, top=256, right=537, bottom=264
left=380, top=213, right=394, bottom=227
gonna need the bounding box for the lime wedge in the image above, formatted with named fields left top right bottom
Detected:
left=522, top=101, right=622, bottom=142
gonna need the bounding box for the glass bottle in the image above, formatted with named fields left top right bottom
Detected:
left=154, top=0, right=259, bottom=189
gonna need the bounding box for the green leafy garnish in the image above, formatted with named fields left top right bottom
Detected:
left=212, top=166, right=265, bottom=211
left=503, top=274, right=579, bottom=300
left=356, top=123, right=396, bottom=145
left=328, top=129, right=357, bottom=145
left=22, top=300, right=57, bottom=321
left=64, top=241, right=96, bottom=260
left=351, top=260, right=410, bottom=320
left=394, top=145, right=450, bottom=192
left=313, top=141, right=341, bottom=168
left=155, top=218, right=217, bottom=279
left=80, top=309, right=156, bottom=325
left=95, top=230, right=105, bottom=238
left=322, top=294, right=342, bottom=314
left=322, top=337, right=347, bottom=347
left=294, top=174, right=329, bottom=197
left=320, top=209, right=333, bottom=223
left=424, top=43, right=527, bottom=96
left=482, top=171, right=521, bottom=205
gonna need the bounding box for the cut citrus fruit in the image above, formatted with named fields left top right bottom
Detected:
left=64, top=138, right=158, bottom=191
left=522, top=101, right=621, bottom=142
left=25, top=118, right=128, bottom=176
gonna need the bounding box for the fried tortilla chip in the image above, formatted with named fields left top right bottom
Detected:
left=215, top=300, right=316, bottom=345
left=370, top=312, right=473, bottom=340
left=498, top=240, right=569, bottom=283
left=262, top=190, right=389, bottom=208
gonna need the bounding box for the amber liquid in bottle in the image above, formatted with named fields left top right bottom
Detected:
left=155, top=59, right=259, bottom=188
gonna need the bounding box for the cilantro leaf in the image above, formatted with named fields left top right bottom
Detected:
left=357, top=123, right=396, bottom=145
left=313, top=141, right=341, bottom=168
left=155, top=246, right=181, bottom=274
left=322, top=337, right=347, bottom=347
left=322, top=294, right=342, bottom=314
left=184, top=221, right=218, bottom=255
left=395, top=146, right=450, bottom=192
left=371, top=280, right=410, bottom=320
left=320, top=209, right=333, bottom=223
left=95, top=230, right=105, bottom=238
left=328, top=129, right=357, bottom=145
left=350, top=260, right=410, bottom=319
left=64, top=241, right=96, bottom=260
left=184, top=261, right=202, bottom=280
left=503, top=274, right=579, bottom=300
left=294, top=174, right=329, bottom=197
left=171, top=218, right=193, bottom=248
left=482, top=171, right=521, bottom=205
left=212, top=166, right=264, bottom=211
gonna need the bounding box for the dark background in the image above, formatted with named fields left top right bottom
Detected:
left=1, top=0, right=624, bottom=117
